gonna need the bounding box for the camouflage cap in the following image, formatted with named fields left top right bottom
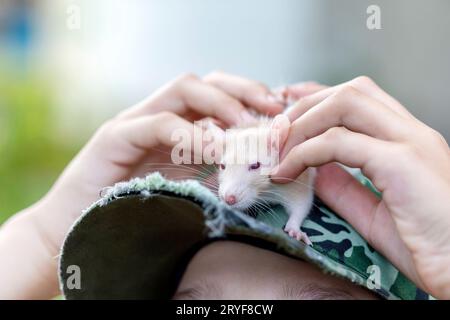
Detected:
left=58, top=172, right=431, bottom=300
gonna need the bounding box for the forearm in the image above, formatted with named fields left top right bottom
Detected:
left=0, top=200, right=60, bottom=299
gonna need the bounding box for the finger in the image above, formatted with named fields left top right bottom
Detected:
left=272, top=82, right=327, bottom=106
left=286, top=81, right=328, bottom=94
left=315, top=163, right=422, bottom=286
left=114, top=112, right=218, bottom=164
left=286, top=76, right=415, bottom=122
left=271, top=114, right=290, bottom=145
left=276, top=82, right=328, bottom=103
left=285, top=86, right=336, bottom=121
left=271, top=127, right=387, bottom=182
left=349, top=76, right=415, bottom=119
left=281, top=86, right=411, bottom=159
left=120, top=73, right=254, bottom=125
left=315, top=163, right=381, bottom=240
left=203, top=71, right=284, bottom=115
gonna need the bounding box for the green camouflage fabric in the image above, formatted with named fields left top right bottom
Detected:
left=59, top=171, right=432, bottom=300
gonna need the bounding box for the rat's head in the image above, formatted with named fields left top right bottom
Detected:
left=218, top=153, right=273, bottom=210
left=219, top=128, right=278, bottom=210
left=206, top=114, right=290, bottom=210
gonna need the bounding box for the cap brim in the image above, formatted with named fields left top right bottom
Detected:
left=59, top=173, right=430, bottom=300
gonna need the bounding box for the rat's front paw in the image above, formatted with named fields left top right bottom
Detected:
left=284, top=226, right=312, bottom=246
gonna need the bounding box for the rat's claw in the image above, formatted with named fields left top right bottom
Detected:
left=301, top=233, right=313, bottom=246
left=284, top=226, right=312, bottom=246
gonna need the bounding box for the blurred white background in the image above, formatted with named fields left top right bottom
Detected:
left=30, top=0, right=450, bottom=139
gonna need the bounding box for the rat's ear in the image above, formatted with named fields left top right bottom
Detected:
left=199, top=119, right=226, bottom=148
left=196, top=119, right=226, bottom=163
left=205, top=120, right=225, bottom=142
left=270, top=114, right=290, bottom=150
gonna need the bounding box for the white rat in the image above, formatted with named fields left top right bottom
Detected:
left=209, top=115, right=316, bottom=245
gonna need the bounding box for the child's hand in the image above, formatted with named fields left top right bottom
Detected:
left=43, top=72, right=286, bottom=250
left=271, top=76, right=450, bottom=298
left=0, top=72, right=284, bottom=299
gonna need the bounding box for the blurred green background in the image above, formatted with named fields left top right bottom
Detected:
left=1, top=0, right=449, bottom=225
left=0, top=65, right=82, bottom=223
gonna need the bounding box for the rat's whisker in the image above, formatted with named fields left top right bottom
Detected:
left=254, top=204, right=284, bottom=226
left=148, top=147, right=173, bottom=157
left=251, top=200, right=283, bottom=225
left=145, top=162, right=209, bottom=172
left=144, top=163, right=217, bottom=178
left=172, top=175, right=218, bottom=187
left=252, top=202, right=273, bottom=217
left=259, top=189, right=323, bottom=212
left=143, top=164, right=218, bottom=186
left=170, top=174, right=219, bottom=191
left=269, top=176, right=317, bottom=192
left=258, top=199, right=285, bottom=225
left=148, top=148, right=221, bottom=171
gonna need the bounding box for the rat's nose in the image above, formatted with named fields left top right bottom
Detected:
left=225, top=195, right=237, bottom=205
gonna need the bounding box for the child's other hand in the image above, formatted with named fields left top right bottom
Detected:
left=0, top=72, right=285, bottom=299
left=42, top=71, right=285, bottom=250
left=271, top=76, right=450, bottom=298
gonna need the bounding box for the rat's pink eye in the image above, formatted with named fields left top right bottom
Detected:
left=219, top=164, right=225, bottom=170
left=249, top=162, right=261, bottom=170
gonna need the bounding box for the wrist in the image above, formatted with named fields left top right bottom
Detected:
left=31, top=188, right=89, bottom=257
left=0, top=200, right=60, bottom=299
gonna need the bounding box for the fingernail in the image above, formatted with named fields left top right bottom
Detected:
left=270, top=165, right=280, bottom=176
left=273, top=114, right=290, bottom=130
left=271, top=118, right=281, bottom=130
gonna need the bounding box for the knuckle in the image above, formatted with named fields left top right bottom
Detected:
left=396, top=143, right=421, bottom=160
left=203, top=70, right=224, bottom=82
left=212, top=94, right=231, bottom=106
left=290, top=144, right=304, bottom=158
left=226, top=101, right=244, bottom=114
left=251, top=80, right=268, bottom=91
left=95, top=118, right=120, bottom=141
left=412, top=124, right=447, bottom=148
left=243, top=81, right=269, bottom=99
left=300, top=81, right=321, bottom=91
left=428, top=128, right=446, bottom=145
left=300, top=81, right=319, bottom=87
left=328, top=86, right=355, bottom=105
left=323, top=127, right=344, bottom=142
left=338, top=84, right=359, bottom=97
left=290, top=119, right=308, bottom=140
left=330, top=85, right=362, bottom=109
left=154, top=111, right=176, bottom=122
left=352, top=75, right=375, bottom=88
left=97, top=119, right=117, bottom=134
left=295, top=95, right=312, bottom=107
left=175, top=72, right=199, bottom=85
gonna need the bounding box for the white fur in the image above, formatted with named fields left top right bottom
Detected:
left=216, top=117, right=316, bottom=245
